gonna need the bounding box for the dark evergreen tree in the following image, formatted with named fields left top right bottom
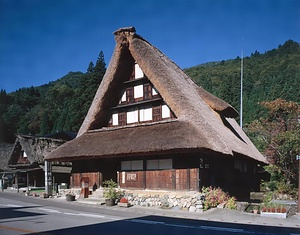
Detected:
left=40, top=111, right=51, bottom=135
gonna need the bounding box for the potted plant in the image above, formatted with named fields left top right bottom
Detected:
left=260, top=203, right=288, bottom=218
left=66, top=193, right=76, bottom=201
left=103, top=179, right=119, bottom=206
left=118, top=197, right=130, bottom=207
left=253, top=205, right=259, bottom=214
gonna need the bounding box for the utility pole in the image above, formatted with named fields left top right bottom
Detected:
left=240, top=50, right=243, bottom=128
left=297, top=155, right=300, bottom=213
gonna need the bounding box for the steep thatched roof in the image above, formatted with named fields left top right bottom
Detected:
left=46, top=27, right=267, bottom=164
left=8, top=135, right=69, bottom=167
left=0, top=142, right=14, bottom=172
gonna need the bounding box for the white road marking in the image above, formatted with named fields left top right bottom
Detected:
left=128, top=219, right=165, bottom=225
left=200, top=225, right=245, bottom=233
left=38, top=208, right=62, bottom=213
left=127, top=219, right=249, bottom=233
left=0, top=204, right=23, bottom=208
left=37, top=208, right=105, bottom=219
left=78, top=213, right=105, bottom=218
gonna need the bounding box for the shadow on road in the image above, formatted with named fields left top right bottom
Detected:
left=0, top=206, right=44, bottom=220
left=24, top=214, right=300, bottom=235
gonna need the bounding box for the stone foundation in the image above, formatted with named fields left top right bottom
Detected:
left=124, top=191, right=205, bottom=212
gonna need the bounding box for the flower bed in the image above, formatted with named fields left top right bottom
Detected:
left=260, top=204, right=288, bottom=218
left=260, top=211, right=287, bottom=218
left=118, top=197, right=129, bottom=207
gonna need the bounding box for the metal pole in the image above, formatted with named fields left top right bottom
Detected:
left=298, top=156, right=300, bottom=213
left=240, top=50, right=243, bottom=128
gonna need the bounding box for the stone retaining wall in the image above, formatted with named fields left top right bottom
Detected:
left=124, top=192, right=205, bottom=212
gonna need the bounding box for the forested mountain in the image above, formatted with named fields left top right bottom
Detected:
left=0, top=40, right=299, bottom=143
left=0, top=51, right=106, bottom=142
left=185, top=40, right=300, bottom=124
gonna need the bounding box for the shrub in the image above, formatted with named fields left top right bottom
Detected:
left=261, top=203, right=287, bottom=213
left=103, top=179, right=123, bottom=200
left=202, top=186, right=230, bottom=210
left=225, top=196, right=237, bottom=210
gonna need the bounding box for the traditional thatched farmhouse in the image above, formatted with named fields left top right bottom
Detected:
left=8, top=133, right=73, bottom=188
left=46, top=27, right=267, bottom=198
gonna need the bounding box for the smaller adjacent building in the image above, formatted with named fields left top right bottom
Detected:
left=7, top=133, right=74, bottom=189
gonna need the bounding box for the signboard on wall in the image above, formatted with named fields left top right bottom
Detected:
left=127, top=173, right=137, bottom=181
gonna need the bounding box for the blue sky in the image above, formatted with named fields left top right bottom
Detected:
left=1, top=0, right=299, bottom=93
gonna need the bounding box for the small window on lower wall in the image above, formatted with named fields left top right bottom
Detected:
left=121, top=160, right=143, bottom=171
left=147, top=159, right=172, bottom=170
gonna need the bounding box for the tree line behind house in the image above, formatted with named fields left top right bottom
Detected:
left=0, top=40, right=299, bottom=192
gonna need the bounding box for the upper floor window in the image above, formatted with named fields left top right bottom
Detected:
left=127, top=110, right=139, bottom=124
left=162, top=105, right=171, bottom=118
left=135, top=64, right=144, bottom=79
left=140, top=108, right=152, bottom=122
left=108, top=62, right=176, bottom=127
left=134, top=85, right=143, bottom=99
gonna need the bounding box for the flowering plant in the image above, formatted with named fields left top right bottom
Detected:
left=202, top=186, right=230, bottom=210
left=120, top=197, right=128, bottom=203
left=261, top=203, right=287, bottom=213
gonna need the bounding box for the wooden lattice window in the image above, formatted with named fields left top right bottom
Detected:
left=126, top=87, right=134, bottom=103
left=152, top=106, right=162, bottom=122
left=144, top=83, right=152, bottom=100
left=118, top=112, right=126, bottom=126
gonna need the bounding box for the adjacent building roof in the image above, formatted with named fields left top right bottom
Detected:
left=0, top=142, right=14, bottom=172
left=45, top=27, right=267, bottom=164
left=8, top=134, right=72, bottom=170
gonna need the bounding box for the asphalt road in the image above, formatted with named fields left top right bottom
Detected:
left=0, top=192, right=299, bottom=235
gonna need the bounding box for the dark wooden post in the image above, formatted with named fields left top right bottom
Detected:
left=27, top=172, right=29, bottom=191
left=172, top=169, right=176, bottom=190
left=187, top=169, right=190, bottom=191
left=297, top=155, right=300, bottom=214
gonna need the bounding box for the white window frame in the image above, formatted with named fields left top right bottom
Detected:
left=134, top=85, right=143, bottom=99
left=127, top=110, right=138, bottom=124
left=112, top=113, right=118, bottom=126
left=135, top=63, right=144, bottom=79
left=22, top=150, right=27, bottom=158
left=139, top=107, right=152, bottom=122
left=162, top=105, right=171, bottom=118
left=121, top=91, right=126, bottom=102
left=152, top=88, right=158, bottom=96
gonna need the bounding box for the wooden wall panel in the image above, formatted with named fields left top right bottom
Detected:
left=118, top=171, right=144, bottom=189
left=189, top=168, right=199, bottom=191
left=146, top=170, right=173, bottom=190
left=175, top=169, right=187, bottom=190
left=71, top=172, right=102, bottom=189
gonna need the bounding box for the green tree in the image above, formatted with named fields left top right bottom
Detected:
left=40, top=111, right=51, bottom=135
left=247, top=99, right=300, bottom=188
left=2, top=104, right=23, bottom=141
